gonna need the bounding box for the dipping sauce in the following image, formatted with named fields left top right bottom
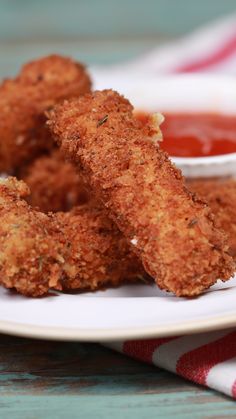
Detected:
left=136, top=112, right=236, bottom=158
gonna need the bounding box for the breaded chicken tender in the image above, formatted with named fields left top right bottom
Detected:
left=20, top=150, right=89, bottom=212
left=56, top=205, right=145, bottom=292
left=187, top=178, right=236, bottom=259
left=0, top=178, right=65, bottom=296
left=48, top=90, right=234, bottom=297
left=0, top=54, right=91, bottom=172
left=0, top=178, right=144, bottom=297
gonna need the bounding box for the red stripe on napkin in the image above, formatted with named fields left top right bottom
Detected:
left=175, top=32, right=236, bottom=73
left=232, top=380, right=236, bottom=398
left=176, top=331, right=236, bottom=385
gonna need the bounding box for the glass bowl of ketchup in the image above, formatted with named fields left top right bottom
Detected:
left=94, top=73, right=236, bottom=178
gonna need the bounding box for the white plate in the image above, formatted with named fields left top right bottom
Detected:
left=0, top=278, right=236, bottom=341
left=1, top=73, right=236, bottom=341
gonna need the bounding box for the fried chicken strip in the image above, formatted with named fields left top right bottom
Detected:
left=0, top=54, right=91, bottom=172
left=0, top=178, right=144, bottom=297
left=19, top=151, right=236, bottom=262
left=48, top=89, right=234, bottom=296
left=0, top=178, right=64, bottom=296
left=187, top=178, right=236, bottom=259
left=56, top=205, right=145, bottom=292
left=20, top=150, right=89, bottom=212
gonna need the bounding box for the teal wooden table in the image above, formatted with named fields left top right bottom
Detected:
left=0, top=334, right=235, bottom=418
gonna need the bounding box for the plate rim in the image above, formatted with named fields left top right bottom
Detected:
left=0, top=311, right=236, bottom=341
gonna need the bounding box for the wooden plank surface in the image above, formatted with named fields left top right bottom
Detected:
left=0, top=334, right=235, bottom=418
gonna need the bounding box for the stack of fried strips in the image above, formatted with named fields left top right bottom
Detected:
left=0, top=55, right=234, bottom=297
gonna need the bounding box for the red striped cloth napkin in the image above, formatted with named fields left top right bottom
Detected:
left=103, top=14, right=236, bottom=399
left=105, top=330, right=236, bottom=398
left=107, top=13, right=236, bottom=75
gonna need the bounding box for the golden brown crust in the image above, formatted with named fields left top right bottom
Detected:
left=48, top=89, right=234, bottom=296
left=0, top=54, right=91, bottom=172
left=20, top=150, right=89, bottom=212
left=0, top=178, right=65, bottom=296
left=56, top=205, right=145, bottom=292
left=187, top=178, right=236, bottom=259
left=0, top=178, right=144, bottom=297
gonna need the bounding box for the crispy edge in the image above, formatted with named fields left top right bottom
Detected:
left=188, top=177, right=236, bottom=259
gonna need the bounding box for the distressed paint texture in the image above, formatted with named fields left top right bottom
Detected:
left=0, top=335, right=235, bottom=418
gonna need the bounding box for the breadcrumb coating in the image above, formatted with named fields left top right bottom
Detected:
left=48, top=89, right=235, bottom=296
left=56, top=205, right=145, bottom=292
left=20, top=150, right=89, bottom=212
left=0, top=178, right=65, bottom=296
left=0, top=178, right=144, bottom=297
left=0, top=54, right=91, bottom=172
left=188, top=178, right=236, bottom=259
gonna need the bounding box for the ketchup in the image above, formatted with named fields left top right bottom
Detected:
left=136, top=112, right=236, bottom=158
